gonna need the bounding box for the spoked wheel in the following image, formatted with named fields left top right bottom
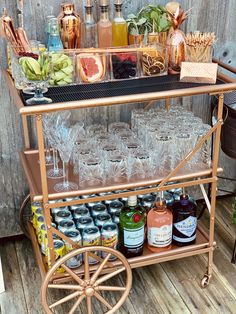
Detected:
left=19, top=194, right=32, bottom=238
left=41, top=246, right=132, bottom=314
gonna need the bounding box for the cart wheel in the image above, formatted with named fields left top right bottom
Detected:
left=200, top=275, right=211, bottom=288
left=19, top=194, right=32, bottom=238
left=41, top=246, right=132, bottom=314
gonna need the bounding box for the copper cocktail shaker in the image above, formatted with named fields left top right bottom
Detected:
left=58, top=3, right=81, bottom=49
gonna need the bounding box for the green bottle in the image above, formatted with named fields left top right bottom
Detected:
left=119, top=195, right=146, bottom=258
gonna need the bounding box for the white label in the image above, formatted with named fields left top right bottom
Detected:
left=124, top=226, right=144, bottom=248
left=174, top=216, right=197, bottom=238
left=148, top=225, right=172, bottom=247
left=173, top=234, right=196, bottom=243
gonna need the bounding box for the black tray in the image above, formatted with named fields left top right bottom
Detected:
left=20, top=75, right=223, bottom=106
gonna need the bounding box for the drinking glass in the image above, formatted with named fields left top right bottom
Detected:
left=128, top=149, right=153, bottom=180
left=108, top=122, right=130, bottom=133
left=87, top=124, right=107, bottom=136
left=79, top=156, right=104, bottom=187
left=54, top=122, right=84, bottom=192
left=152, top=135, right=174, bottom=175
left=105, top=152, right=128, bottom=184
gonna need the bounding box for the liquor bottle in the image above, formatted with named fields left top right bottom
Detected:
left=172, top=194, right=197, bottom=246
left=112, top=0, right=128, bottom=47
left=119, top=195, right=146, bottom=258
left=47, top=18, right=63, bottom=52
left=58, top=3, right=81, bottom=49
left=97, top=0, right=112, bottom=48
left=45, top=15, right=55, bottom=47
left=147, top=200, right=173, bottom=253
left=82, top=0, right=97, bottom=48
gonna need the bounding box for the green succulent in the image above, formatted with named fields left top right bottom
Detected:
left=126, top=13, right=152, bottom=36
left=139, top=4, right=172, bottom=33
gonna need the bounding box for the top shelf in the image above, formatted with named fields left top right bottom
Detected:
left=5, top=70, right=236, bottom=116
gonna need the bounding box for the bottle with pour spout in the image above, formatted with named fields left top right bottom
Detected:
left=112, top=0, right=128, bottom=47
left=97, top=0, right=112, bottom=48
left=82, top=0, right=97, bottom=48
left=147, top=193, right=173, bottom=253
left=58, top=3, right=81, bottom=49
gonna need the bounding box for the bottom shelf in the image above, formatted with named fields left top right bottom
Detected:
left=28, top=222, right=212, bottom=284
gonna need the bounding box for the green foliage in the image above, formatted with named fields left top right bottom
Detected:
left=232, top=197, right=236, bottom=224
left=139, top=4, right=172, bottom=33
left=126, top=12, right=152, bottom=36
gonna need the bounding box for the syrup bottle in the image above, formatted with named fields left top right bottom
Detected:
left=172, top=194, right=197, bottom=246
left=97, top=0, right=112, bottom=48
left=82, top=0, right=97, bottom=48
left=147, top=198, right=173, bottom=253
left=112, top=0, right=128, bottom=47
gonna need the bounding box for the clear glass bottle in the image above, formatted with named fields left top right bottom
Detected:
left=119, top=195, right=146, bottom=258
left=47, top=18, right=63, bottom=52
left=45, top=15, right=55, bottom=47
left=82, top=0, right=97, bottom=48
left=172, top=194, right=197, bottom=246
left=147, top=200, right=173, bottom=253
left=97, top=0, right=112, bottom=48
left=112, top=0, right=128, bottom=47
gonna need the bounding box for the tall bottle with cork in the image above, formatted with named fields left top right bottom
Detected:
left=82, top=0, right=97, bottom=48
left=58, top=3, right=81, bottom=49
left=112, top=0, right=128, bottom=47
left=147, top=194, right=173, bottom=252
left=97, top=0, right=112, bottom=48
left=119, top=195, right=146, bottom=258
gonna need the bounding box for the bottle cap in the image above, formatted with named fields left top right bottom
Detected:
left=100, top=0, right=109, bottom=7
left=128, top=195, right=137, bottom=206
left=114, top=0, right=123, bottom=5
left=180, top=194, right=189, bottom=205
left=85, top=0, right=93, bottom=7
left=61, top=3, right=75, bottom=14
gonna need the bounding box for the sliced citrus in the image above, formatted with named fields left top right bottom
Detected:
left=78, top=54, right=105, bottom=83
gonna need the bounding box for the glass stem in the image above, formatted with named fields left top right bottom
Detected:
left=34, top=86, right=44, bottom=99
left=63, top=161, right=69, bottom=187
left=45, top=138, right=51, bottom=162
left=55, top=149, right=59, bottom=172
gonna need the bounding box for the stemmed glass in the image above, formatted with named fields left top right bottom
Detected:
left=53, top=121, right=84, bottom=192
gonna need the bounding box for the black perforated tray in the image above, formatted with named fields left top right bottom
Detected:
left=20, top=75, right=224, bottom=106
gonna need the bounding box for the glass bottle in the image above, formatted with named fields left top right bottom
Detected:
left=97, top=0, right=112, bottom=48
left=112, top=0, right=128, bottom=47
left=172, top=194, right=197, bottom=246
left=82, top=0, right=97, bottom=48
left=58, top=3, right=81, bottom=49
left=47, top=18, right=63, bottom=52
left=45, top=15, right=55, bottom=47
left=147, top=200, right=173, bottom=253
left=119, top=195, right=146, bottom=258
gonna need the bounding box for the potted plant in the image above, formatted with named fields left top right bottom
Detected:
left=139, top=4, right=172, bottom=45
left=126, top=13, right=152, bottom=45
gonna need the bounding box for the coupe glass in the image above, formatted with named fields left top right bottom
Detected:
left=53, top=122, right=84, bottom=192
left=18, top=51, right=52, bottom=105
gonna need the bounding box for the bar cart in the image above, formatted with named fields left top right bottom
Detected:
left=5, top=60, right=236, bottom=314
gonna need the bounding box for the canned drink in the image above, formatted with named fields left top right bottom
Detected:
left=33, top=207, right=43, bottom=229
left=36, top=215, right=45, bottom=235
left=52, top=206, right=68, bottom=219
left=87, top=201, right=104, bottom=211
left=83, top=227, right=101, bottom=265
left=116, top=190, right=130, bottom=202
left=69, top=204, right=87, bottom=216
left=135, top=187, right=146, bottom=200
left=141, top=194, right=155, bottom=212
left=49, top=199, right=65, bottom=204
left=98, top=192, right=114, bottom=197
left=46, top=240, right=66, bottom=272
left=91, top=204, right=107, bottom=218
left=73, top=207, right=90, bottom=219
left=108, top=200, right=123, bottom=215
left=64, top=230, right=82, bottom=268
left=76, top=216, right=94, bottom=232
left=58, top=219, right=76, bottom=234
left=104, top=198, right=119, bottom=206
left=64, top=197, right=80, bottom=202
left=31, top=202, right=42, bottom=216
left=51, top=222, right=59, bottom=239
left=112, top=212, right=120, bottom=225
left=95, top=213, right=112, bottom=230
left=101, top=223, right=118, bottom=260
left=55, top=210, right=72, bottom=224
left=40, top=224, right=47, bottom=255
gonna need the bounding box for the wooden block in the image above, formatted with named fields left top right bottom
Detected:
left=180, top=62, right=218, bottom=84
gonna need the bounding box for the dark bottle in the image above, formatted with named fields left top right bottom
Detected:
left=119, top=195, right=146, bottom=258
left=172, top=194, right=197, bottom=246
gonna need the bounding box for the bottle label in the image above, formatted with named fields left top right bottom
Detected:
left=148, top=225, right=172, bottom=247
left=124, top=226, right=144, bottom=248
left=173, top=234, right=196, bottom=243
left=174, top=216, right=197, bottom=238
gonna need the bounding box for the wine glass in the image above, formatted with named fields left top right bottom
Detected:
left=18, top=51, right=52, bottom=104
left=54, top=122, right=84, bottom=192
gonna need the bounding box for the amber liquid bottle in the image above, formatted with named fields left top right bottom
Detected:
left=147, top=200, right=173, bottom=253
left=112, top=0, right=128, bottom=47
left=97, top=0, right=112, bottom=48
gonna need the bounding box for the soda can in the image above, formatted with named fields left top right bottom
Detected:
left=36, top=215, right=45, bottom=236
left=108, top=200, right=123, bottom=215
left=46, top=240, right=66, bottom=272
left=95, top=213, right=112, bottom=230
left=112, top=212, right=120, bottom=225
left=101, top=223, right=118, bottom=260
left=69, top=204, right=87, bottom=216
left=141, top=194, right=155, bottom=212
left=64, top=230, right=82, bottom=268
left=40, top=224, right=47, bottom=255
left=87, top=201, right=104, bottom=211
left=55, top=210, right=72, bottom=224
left=31, top=202, right=42, bottom=216
left=33, top=207, right=43, bottom=229
left=73, top=206, right=90, bottom=219
left=91, top=204, right=107, bottom=218
left=76, top=216, right=94, bottom=232
left=81, top=194, right=98, bottom=208
left=58, top=219, right=76, bottom=234
left=115, top=190, right=130, bottom=203
left=82, top=227, right=101, bottom=265
left=64, top=196, right=80, bottom=202
left=51, top=206, right=68, bottom=219
left=51, top=222, right=59, bottom=239
left=49, top=199, right=65, bottom=204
